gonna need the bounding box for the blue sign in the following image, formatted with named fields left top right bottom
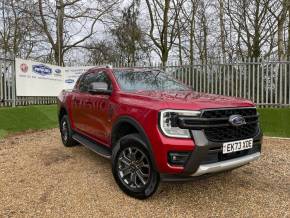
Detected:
left=65, top=79, right=75, bottom=84
left=32, top=64, right=52, bottom=76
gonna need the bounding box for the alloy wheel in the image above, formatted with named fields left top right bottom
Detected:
left=61, top=120, right=68, bottom=142
left=117, top=147, right=151, bottom=189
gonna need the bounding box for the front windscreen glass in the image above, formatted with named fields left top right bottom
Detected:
left=113, top=70, right=190, bottom=91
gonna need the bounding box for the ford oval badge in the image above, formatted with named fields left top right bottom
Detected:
left=229, top=115, right=246, bottom=127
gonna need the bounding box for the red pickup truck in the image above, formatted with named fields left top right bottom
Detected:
left=57, top=67, right=262, bottom=199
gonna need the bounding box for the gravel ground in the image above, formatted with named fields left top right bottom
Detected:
left=0, top=129, right=289, bottom=217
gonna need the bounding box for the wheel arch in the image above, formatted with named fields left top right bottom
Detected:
left=58, top=107, right=68, bottom=124
left=111, top=116, right=157, bottom=170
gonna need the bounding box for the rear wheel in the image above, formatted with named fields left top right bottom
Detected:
left=112, top=134, right=159, bottom=199
left=60, top=115, right=77, bottom=147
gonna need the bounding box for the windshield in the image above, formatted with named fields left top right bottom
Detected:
left=113, top=70, right=190, bottom=91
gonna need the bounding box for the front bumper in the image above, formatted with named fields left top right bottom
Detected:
left=160, top=129, right=262, bottom=181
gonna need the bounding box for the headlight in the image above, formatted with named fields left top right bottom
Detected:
left=159, top=110, right=201, bottom=138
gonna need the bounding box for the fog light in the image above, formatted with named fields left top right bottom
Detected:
left=168, top=152, right=191, bottom=166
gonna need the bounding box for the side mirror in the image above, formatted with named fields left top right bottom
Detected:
left=88, top=82, right=112, bottom=95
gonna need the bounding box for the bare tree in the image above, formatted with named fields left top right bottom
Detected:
left=85, top=40, right=118, bottom=65
left=110, top=0, right=150, bottom=65
left=287, top=0, right=290, bottom=58
left=2, top=0, right=289, bottom=65
left=22, top=0, right=119, bottom=66
left=0, top=0, right=39, bottom=58
left=200, top=1, right=208, bottom=63
left=218, top=0, right=226, bottom=61
left=178, top=0, right=199, bottom=65
left=267, top=0, right=288, bottom=59
left=145, top=0, right=185, bottom=66
left=226, top=0, right=277, bottom=59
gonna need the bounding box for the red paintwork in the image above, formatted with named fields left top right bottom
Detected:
left=58, top=67, right=255, bottom=174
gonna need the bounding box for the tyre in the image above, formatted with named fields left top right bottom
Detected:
left=60, top=115, right=77, bottom=147
left=112, top=134, right=160, bottom=199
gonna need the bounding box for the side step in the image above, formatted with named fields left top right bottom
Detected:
left=72, top=133, right=111, bottom=159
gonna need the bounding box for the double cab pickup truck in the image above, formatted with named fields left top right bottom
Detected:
left=57, top=67, right=262, bottom=199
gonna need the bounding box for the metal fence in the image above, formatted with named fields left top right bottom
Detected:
left=0, top=58, right=57, bottom=107
left=164, top=60, right=290, bottom=107
left=1, top=57, right=290, bottom=107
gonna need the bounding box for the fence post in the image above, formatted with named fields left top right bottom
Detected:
left=12, top=58, right=16, bottom=107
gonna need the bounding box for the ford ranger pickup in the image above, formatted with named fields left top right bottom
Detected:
left=57, top=67, right=262, bottom=199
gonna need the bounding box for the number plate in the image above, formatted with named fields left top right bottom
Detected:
left=223, top=138, right=253, bottom=154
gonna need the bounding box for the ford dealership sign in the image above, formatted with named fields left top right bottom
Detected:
left=16, top=58, right=92, bottom=96
left=32, top=64, right=52, bottom=76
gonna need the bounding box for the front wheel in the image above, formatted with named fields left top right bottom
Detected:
left=112, top=134, right=159, bottom=199
left=60, top=115, right=77, bottom=147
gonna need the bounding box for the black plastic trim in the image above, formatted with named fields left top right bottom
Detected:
left=182, top=129, right=263, bottom=175
left=57, top=105, right=68, bottom=126
left=111, top=116, right=157, bottom=170
left=168, top=151, right=191, bottom=166
left=72, top=132, right=111, bottom=158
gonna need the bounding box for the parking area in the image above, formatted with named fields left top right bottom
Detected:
left=0, top=129, right=289, bottom=217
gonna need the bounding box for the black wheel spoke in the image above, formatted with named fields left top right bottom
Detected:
left=120, top=167, right=131, bottom=178
left=137, top=168, right=149, bottom=178
left=132, top=149, right=138, bottom=160
left=136, top=170, right=147, bottom=185
left=128, top=147, right=133, bottom=159
left=119, top=154, right=131, bottom=166
left=130, top=172, right=137, bottom=186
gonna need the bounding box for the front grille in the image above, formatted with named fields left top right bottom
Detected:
left=204, top=123, right=258, bottom=142
left=178, top=108, right=260, bottom=142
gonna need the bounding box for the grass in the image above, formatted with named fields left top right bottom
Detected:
left=0, top=105, right=289, bottom=139
left=0, top=105, right=58, bottom=139
left=258, top=108, right=290, bottom=138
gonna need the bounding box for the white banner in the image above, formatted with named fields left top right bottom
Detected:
left=15, top=58, right=93, bottom=96
left=63, top=66, right=92, bottom=90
